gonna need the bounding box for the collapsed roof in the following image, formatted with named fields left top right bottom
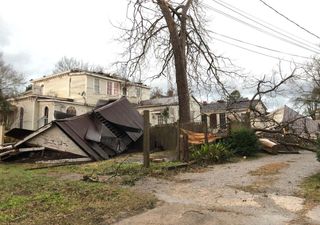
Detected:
left=1, top=97, right=143, bottom=161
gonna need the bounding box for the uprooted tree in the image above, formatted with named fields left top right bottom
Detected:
left=119, top=0, right=232, bottom=124
left=243, top=65, right=320, bottom=152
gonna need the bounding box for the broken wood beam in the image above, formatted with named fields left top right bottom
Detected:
left=259, top=138, right=279, bottom=154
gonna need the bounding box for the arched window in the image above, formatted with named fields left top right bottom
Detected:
left=19, top=107, right=24, bottom=128
left=66, top=106, right=76, bottom=116
left=44, top=106, right=49, bottom=125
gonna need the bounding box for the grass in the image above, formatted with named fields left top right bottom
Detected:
left=33, top=158, right=187, bottom=186
left=0, top=163, right=157, bottom=225
left=300, top=173, right=320, bottom=203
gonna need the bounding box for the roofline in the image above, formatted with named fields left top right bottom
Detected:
left=7, top=94, right=74, bottom=102
left=37, top=99, right=95, bottom=107
left=14, top=123, right=53, bottom=148
left=137, top=103, right=178, bottom=108
left=31, top=70, right=151, bottom=88
left=31, top=70, right=72, bottom=82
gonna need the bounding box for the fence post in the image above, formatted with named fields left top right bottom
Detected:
left=143, top=110, right=150, bottom=168
left=203, top=116, right=208, bottom=144
left=176, top=120, right=180, bottom=160
left=0, top=123, right=4, bottom=146
left=183, top=133, right=189, bottom=162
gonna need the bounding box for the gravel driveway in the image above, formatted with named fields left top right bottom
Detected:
left=114, top=151, right=320, bottom=225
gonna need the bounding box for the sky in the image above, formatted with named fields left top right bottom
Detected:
left=1, top=0, right=320, bottom=106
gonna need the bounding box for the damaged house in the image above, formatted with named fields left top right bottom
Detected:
left=201, top=98, right=267, bottom=131
left=0, top=97, right=143, bottom=162
left=253, top=105, right=320, bottom=140
left=7, top=69, right=150, bottom=130
left=136, top=95, right=201, bottom=126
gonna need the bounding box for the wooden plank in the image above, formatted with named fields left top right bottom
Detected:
left=35, top=158, right=92, bottom=164
left=0, top=150, right=15, bottom=157
left=18, top=147, right=45, bottom=152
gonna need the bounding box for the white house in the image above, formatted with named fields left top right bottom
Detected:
left=8, top=69, right=150, bottom=130
left=201, top=98, right=267, bottom=131
left=136, top=96, right=202, bottom=126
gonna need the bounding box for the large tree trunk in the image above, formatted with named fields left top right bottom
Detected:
left=157, top=0, right=191, bottom=124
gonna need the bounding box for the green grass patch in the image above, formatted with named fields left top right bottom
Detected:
left=0, top=163, right=157, bottom=225
left=300, top=173, right=320, bottom=203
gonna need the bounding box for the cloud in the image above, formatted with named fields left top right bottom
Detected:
left=0, top=17, right=10, bottom=47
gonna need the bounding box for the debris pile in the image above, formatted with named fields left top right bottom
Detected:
left=0, top=97, right=143, bottom=162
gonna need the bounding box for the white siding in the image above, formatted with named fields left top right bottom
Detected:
left=28, top=125, right=89, bottom=157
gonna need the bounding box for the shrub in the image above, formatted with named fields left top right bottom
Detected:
left=191, top=142, right=233, bottom=164
left=228, top=127, right=259, bottom=156
left=317, top=150, right=320, bottom=162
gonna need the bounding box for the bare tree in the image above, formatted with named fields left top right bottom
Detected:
left=150, top=87, right=164, bottom=99
left=294, top=56, right=320, bottom=119
left=0, top=53, right=25, bottom=123
left=0, top=53, right=25, bottom=97
left=119, top=0, right=233, bottom=124
left=53, top=56, right=105, bottom=74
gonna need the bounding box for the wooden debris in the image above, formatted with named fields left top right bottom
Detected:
left=180, top=129, right=221, bottom=145
left=36, top=158, right=92, bottom=164
left=259, top=138, right=279, bottom=154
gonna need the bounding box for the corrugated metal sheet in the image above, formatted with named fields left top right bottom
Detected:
left=94, top=97, right=143, bottom=141
left=54, top=97, right=143, bottom=160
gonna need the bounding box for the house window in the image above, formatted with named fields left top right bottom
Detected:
left=219, top=113, right=226, bottom=129
left=19, top=107, right=24, bottom=128
left=157, top=113, right=164, bottom=125
left=94, top=78, right=100, bottom=94
left=136, top=87, right=141, bottom=97
left=44, top=106, right=49, bottom=125
left=209, top=113, right=217, bottom=128
left=66, top=106, right=76, bottom=116
left=114, top=82, right=120, bottom=95
left=107, top=81, right=112, bottom=95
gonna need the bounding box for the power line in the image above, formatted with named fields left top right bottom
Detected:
left=212, top=31, right=311, bottom=59
left=205, top=4, right=320, bottom=54
left=212, top=36, right=308, bottom=66
left=258, top=0, right=320, bottom=40
left=212, top=0, right=320, bottom=50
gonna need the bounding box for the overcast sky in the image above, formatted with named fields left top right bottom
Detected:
left=1, top=0, right=320, bottom=105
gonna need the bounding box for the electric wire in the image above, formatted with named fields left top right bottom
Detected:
left=205, top=3, right=320, bottom=54
left=212, top=36, right=307, bottom=66
left=212, top=31, right=311, bottom=59
left=212, top=0, right=320, bottom=50
left=258, top=0, right=320, bottom=40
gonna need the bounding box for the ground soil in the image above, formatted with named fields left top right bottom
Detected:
left=114, top=151, right=320, bottom=225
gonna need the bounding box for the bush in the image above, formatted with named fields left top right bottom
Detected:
left=191, top=142, right=233, bottom=164
left=317, top=150, right=320, bottom=162
left=228, top=127, right=259, bottom=156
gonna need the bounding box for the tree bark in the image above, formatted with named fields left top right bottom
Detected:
left=157, top=0, right=191, bottom=124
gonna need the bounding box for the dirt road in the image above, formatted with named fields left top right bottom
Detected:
left=114, top=151, right=320, bottom=225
